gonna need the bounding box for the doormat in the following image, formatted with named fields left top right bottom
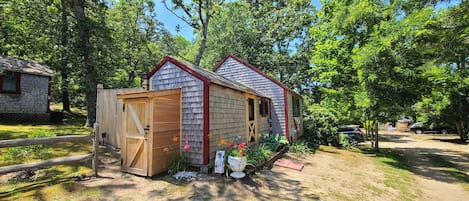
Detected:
left=274, top=158, right=304, bottom=171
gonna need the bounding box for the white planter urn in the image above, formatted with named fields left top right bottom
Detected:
left=227, top=156, right=247, bottom=178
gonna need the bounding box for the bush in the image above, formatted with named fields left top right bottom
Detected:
left=303, top=104, right=339, bottom=146
left=3, top=130, right=55, bottom=163
left=289, top=140, right=313, bottom=155
left=339, top=133, right=350, bottom=148
left=246, top=144, right=272, bottom=169
left=168, top=155, right=186, bottom=175
left=258, top=133, right=289, bottom=152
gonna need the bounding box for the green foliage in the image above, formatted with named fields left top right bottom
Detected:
left=168, top=155, right=186, bottom=175
left=303, top=104, right=339, bottom=146
left=289, top=140, right=313, bottom=155
left=246, top=144, right=272, bottom=169
left=258, top=133, right=289, bottom=152
left=339, top=134, right=350, bottom=148
left=3, top=130, right=56, bottom=163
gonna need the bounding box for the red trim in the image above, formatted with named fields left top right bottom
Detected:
left=284, top=89, right=290, bottom=140
left=203, top=82, right=210, bottom=165
left=147, top=56, right=210, bottom=83
left=0, top=71, right=21, bottom=94
left=47, top=77, right=51, bottom=113
left=147, top=56, right=212, bottom=165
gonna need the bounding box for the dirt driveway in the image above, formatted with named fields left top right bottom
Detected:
left=2, top=132, right=468, bottom=201
left=379, top=131, right=469, bottom=201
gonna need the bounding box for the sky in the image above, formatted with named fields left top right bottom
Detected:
left=154, top=0, right=460, bottom=41
left=154, top=0, right=323, bottom=41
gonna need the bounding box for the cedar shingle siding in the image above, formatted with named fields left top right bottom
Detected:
left=215, top=57, right=287, bottom=136
left=209, top=85, right=246, bottom=161
left=149, top=62, right=205, bottom=165
left=0, top=74, right=49, bottom=113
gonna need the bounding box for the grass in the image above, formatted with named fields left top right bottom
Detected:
left=356, top=147, right=418, bottom=201
left=427, top=155, right=469, bottom=190
left=0, top=104, right=96, bottom=200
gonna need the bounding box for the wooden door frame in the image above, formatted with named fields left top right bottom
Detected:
left=245, top=93, right=257, bottom=142
left=121, top=98, right=150, bottom=176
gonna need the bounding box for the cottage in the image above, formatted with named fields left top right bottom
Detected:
left=214, top=54, right=303, bottom=141
left=147, top=56, right=271, bottom=169
left=0, top=56, right=53, bottom=122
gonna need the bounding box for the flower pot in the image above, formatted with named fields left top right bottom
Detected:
left=227, top=156, right=247, bottom=178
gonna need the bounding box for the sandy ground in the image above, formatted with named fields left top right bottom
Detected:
left=2, top=131, right=468, bottom=200
left=379, top=131, right=469, bottom=201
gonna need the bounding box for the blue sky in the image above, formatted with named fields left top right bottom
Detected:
left=155, top=0, right=323, bottom=41
left=155, top=0, right=460, bottom=41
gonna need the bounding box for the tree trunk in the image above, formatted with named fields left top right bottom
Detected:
left=60, top=0, right=70, bottom=112
left=61, top=71, right=71, bottom=112
left=71, top=0, right=97, bottom=126
left=374, top=121, right=379, bottom=153
left=193, top=15, right=210, bottom=67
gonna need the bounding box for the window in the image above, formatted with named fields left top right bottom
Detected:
left=0, top=71, right=21, bottom=94
left=248, top=98, right=254, bottom=121
left=259, top=98, right=270, bottom=117
left=293, top=97, right=301, bottom=117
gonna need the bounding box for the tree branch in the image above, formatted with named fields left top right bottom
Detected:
left=162, top=0, right=199, bottom=30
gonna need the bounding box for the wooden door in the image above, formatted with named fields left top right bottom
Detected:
left=122, top=98, right=150, bottom=176
left=149, top=90, right=181, bottom=176
left=246, top=94, right=257, bottom=142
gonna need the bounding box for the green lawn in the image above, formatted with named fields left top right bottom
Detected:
left=0, top=106, right=95, bottom=200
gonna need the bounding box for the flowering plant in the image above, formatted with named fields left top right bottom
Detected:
left=219, top=137, right=248, bottom=157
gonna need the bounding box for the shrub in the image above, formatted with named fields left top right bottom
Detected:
left=258, top=133, right=289, bottom=152
left=168, top=155, right=186, bottom=175
left=289, top=140, right=313, bottom=155
left=3, top=130, right=55, bottom=163
left=303, top=104, right=339, bottom=146
left=339, top=133, right=350, bottom=148
left=246, top=144, right=272, bottom=169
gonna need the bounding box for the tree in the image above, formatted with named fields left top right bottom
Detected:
left=163, top=0, right=225, bottom=67
left=107, top=0, right=164, bottom=88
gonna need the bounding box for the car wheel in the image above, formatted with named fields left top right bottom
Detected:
left=415, top=130, right=423, bottom=134
left=350, top=138, right=358, bottom=146
left=441, top=130, right=448, bottom=134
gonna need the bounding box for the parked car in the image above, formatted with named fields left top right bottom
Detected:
left=338, top=126, right=365, bottom=145
left=409, top=122, right=448, bottom=134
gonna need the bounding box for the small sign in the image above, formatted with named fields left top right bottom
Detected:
left=214, top=150, right=225, bottom=174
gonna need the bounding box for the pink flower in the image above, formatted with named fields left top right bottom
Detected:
left=239, top=142, right=246, bottom=148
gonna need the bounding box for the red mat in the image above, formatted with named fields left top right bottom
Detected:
left=274, top=158, right=304, bottom=171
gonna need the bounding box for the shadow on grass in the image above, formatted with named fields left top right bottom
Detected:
left=434, top=138, right=468, bottom=145
left=0, top=176, right=79, bottom=199
left=359, top=144, right=469, bottom=185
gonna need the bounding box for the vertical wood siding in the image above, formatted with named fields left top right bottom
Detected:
left=215, top=58, right=287, bottom=136
left=208, top=85, right=246, bottom=162
left=96, top=87, right=145, bottom=148
left=0, top=74, right=49, bottom=113
left=149, top=62, right=204, bottom=165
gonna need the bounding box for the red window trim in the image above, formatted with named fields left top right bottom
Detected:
left=0, top=71, right=21, bottom=94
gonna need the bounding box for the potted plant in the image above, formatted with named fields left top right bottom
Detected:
left=220, top=138, right=248, bottom=178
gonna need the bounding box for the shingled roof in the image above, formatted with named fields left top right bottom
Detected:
left=0, top=56, right=53, bottom=77
left=148, top=56, right=268, bottom=98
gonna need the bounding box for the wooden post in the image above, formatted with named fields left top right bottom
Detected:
left=142, top=79, right=148, bottom=90
left=93, top=123, right=99, bottom=177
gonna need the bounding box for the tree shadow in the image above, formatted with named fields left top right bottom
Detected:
left=434, top=138, right=468, bottom=145
left=370, top=146, right=469, bottom=185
